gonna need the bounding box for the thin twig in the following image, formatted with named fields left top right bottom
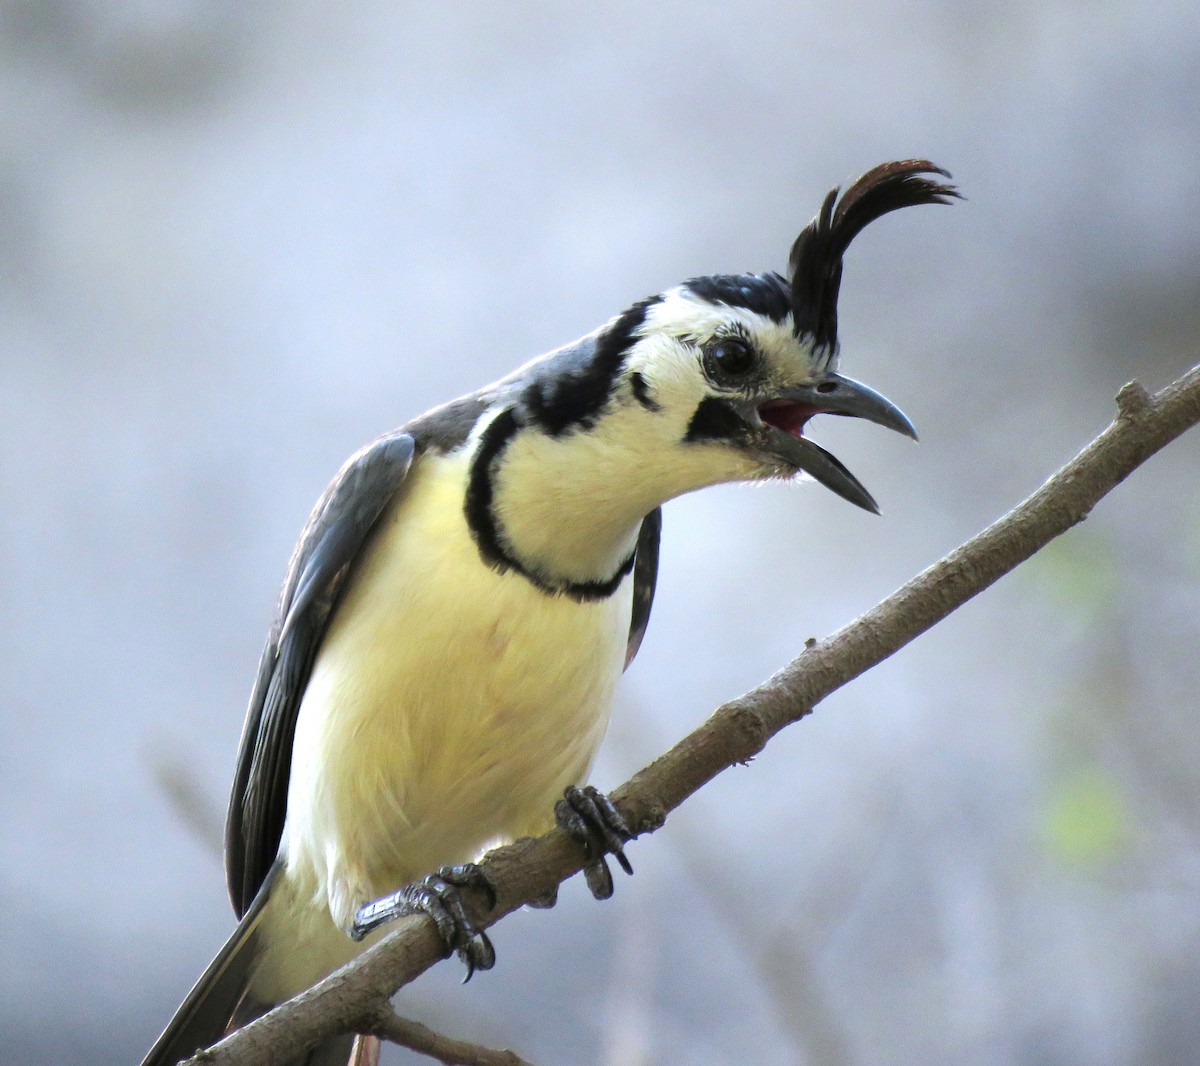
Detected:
left=185, top=363, right=1200, bottom=1066
left=366, top=1008, right=537, bottom=1066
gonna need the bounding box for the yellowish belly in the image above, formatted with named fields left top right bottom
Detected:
left=281, top=449, right=633, bottom=929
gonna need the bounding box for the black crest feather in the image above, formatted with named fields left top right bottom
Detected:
left=788, top=160, right=960, bottom=355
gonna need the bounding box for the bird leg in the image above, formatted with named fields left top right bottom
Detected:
left=351, top=864, right=497, bottom=980
left=554, top=784, right=635, bottom=900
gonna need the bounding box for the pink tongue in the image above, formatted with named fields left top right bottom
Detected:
left=759, top=400, right=819, bottom=437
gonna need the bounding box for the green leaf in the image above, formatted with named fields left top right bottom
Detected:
left=1042, top=768, right=1130, bottom=865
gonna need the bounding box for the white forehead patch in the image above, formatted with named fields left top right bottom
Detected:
left=637, top=286, right=828, bottom=383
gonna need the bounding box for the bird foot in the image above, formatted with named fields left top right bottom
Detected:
left=351, top=864, right=497, bottom=980
left=554, top=784, right=635, bottom=900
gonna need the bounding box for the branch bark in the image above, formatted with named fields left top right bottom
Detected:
left=186, top=364, right=1200, bottom=1066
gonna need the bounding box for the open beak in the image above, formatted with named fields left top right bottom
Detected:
left=747, top=373, right=917, bottom=513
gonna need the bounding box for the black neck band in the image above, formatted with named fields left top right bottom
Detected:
left=464, top=408, right=636, bottom=603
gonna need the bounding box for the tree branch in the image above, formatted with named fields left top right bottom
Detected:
left=185, top=363, right=1200, bottom=1066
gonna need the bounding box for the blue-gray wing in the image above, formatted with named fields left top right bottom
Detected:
left=625, top=507, right=661, bottom=669
left=224, top=432, right=416, bottom=917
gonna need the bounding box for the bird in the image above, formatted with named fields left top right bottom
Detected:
left=141, top=159, right=958, bottom=1066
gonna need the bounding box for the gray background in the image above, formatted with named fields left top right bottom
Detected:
left=3, top=2, right=1199, bottom=1064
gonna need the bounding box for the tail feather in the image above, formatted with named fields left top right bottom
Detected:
left=141, top=883, right=272, bottom=1066
left=143, top=863, right=366, bottom=1066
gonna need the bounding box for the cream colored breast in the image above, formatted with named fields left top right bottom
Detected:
left=282, top=446, right=634, bottom=928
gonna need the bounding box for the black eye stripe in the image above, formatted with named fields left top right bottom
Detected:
left=629, top=370, right=661, bottom=412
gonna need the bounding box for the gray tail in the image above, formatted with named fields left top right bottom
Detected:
left=140, top=869, right=359, bottom=1066
left=140, top=881, right=270, bottom=1066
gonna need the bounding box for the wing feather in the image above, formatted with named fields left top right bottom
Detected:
left=625, top=508, right=661, bottom=669
left=224, top=432, right=416, bottom=916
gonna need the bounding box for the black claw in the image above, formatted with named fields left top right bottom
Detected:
left=526, top=884, right=559, bottom=909
left=555, top=785, right=636, bottom=901
left=583, top=859, right=615, bottom=900
left=350, top=864, right=497, bottom=979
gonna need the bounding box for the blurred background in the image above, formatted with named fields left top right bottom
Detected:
left=2, top=2, right=1199, bottom=1064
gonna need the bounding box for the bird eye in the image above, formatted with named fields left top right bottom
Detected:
left=703, top=336, right=756, bottom=383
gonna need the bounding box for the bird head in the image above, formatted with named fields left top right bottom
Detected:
left=605, top=159, right=960, bottom=513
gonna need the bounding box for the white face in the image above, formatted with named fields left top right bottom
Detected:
left=610, top=282, right=911, bottom=516
left=622, top=285, right=835, bottom=429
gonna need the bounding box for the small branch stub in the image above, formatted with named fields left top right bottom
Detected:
left=1116, top=380, right=1153, bottom=418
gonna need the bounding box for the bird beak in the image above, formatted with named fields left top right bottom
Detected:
left=749, top=373, right=917, bottom=513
